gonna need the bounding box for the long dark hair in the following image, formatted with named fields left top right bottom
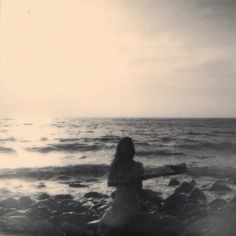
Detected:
left=109, top=137, right=135, bottom=178
left=114, top=136, right=135, bottom=161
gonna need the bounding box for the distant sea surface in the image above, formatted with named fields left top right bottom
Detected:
left=0, top=117, right=236, bottom=169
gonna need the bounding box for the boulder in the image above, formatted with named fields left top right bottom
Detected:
left=53, top=194, right=73, bottom=201
left=208, top=181, right=232, bottom=192
left=229, top=196, right=236, bottom=204
left=37, top=182, right=46, bottom=188
left=131, top=213, right=184, bottom=236
left=189, top=187, right=207, bottom=203
left=84, top=192, right=109, bottom=199
left=168, top=178, right=180, bottom=186
left=0, top=215, right=31, bottom=233
left=33, top=220, right=64, bottom=236
left=209, top=198, right=227, bottom=211
left=60, top=222, right=94, bottom=236
left=69, top=182, right=88, bottom=188
left=174, top=182, right=194, bottom=194
left=163, top=193, right=188, bottom=216
left=50, top=211, right=92, bottom=225
left=182, top=216, right=234, bottom=236
left=38, top=192, right=51, bottom=200
left=0, top=198, right=21, bottom=209
left=19, top=196, right=35, bottom=209
left=141, top=189, right=163, bottom=205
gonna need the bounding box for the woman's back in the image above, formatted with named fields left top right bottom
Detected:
left=110, top=160, right=143, bottom=215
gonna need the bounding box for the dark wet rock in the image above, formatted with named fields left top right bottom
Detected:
left=216, top=203, right=236, bottom=225
left=38, top=192, right=51, bottom=200
left=0, top=198, right=21, bottom=209
left=69, top=182, right=88, bottom=188
left=168, top=178, right=180, bottom=186
left=182, top=216, right=234, bottom=236
left=56, top=175, right=71, bottom=180
left=50, top=212, right=92, bottom=225
left=189, top=187, right=207, bottom=203
left=33, top=220, right=64, bottom=236
left=209, top=198, right=227, bottom=211
left=229, top=195, right=236, bottom=204
left=208, top=181, right=232, bottom=192
left=174, top=182, right=194, bottom=194
left=180, top=203, right=199, bottom=217
left=59, top=199, right=85, bottom=212
left=60, top=222, right=94, bottom=236
left=28, top=205, right=51, bottom=221
left=0, top=215, right=31, bottom=233
left=0, top=207, right=16, bottom=216
left=53, top=194, right=73, bottom=200
left=19, top=196, right=35, bottom=209
left=85, top=178, right=99, bottom=182
left=131, top=213, right=184, bottom=236
left=3, top=210, right=27, bottom=218
left=37, top=182, right=46, bottom=188
left=163, top=193, right=188, bottom=216
left=190, top=179, right=197, bottom=186
left=141, top=189, right=163, bottom=205
left=87, top=219, right=100, bottom=231
left=84, top=192, right=109, bottom=199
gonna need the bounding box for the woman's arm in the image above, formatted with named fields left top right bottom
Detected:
left=141, top=163, right=187, bottom=181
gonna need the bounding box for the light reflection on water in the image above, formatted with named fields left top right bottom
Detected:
left=0, top=117, right=236, bottom=169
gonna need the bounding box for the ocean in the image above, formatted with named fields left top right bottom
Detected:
left=0, top=117, right=236, bottom=169
left=0, top=117, right=236, bottom=219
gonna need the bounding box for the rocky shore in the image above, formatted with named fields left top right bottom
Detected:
left=0, top=165, right=235, bottom=236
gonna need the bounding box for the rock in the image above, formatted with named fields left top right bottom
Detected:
left=190, top=179, right=197, bottom=186
left=84, top=192, right=109, bottom=199
left=87, top=219, right=100, bottom=231
left=208, top=181, right=232, bottom=192
left=19, top=196, right=35, bottom=209
left=33, top=220, right=64, bottom=236
left=181, top=203, right=199, bottom=217
left=3, top=210, right=27, bottom=218
left=216, top=203, right=236, bottom=225
left=53, top=194, right=73, bottom=201
left=0, top=207, right=16, bottom=216
left=56, top=175, right=71, bottom=180
left=50, top=212, right=92, bottom=225
left=174, top=182, right=194, bottom=194
left=229, top=196, right=236, bottom=204
left=209, top=198, right=227, bottom=211
left=60, top=200, right=85, bottom=213
left=37, top=182, right=46, bottom=188
left=0, top=215, right=31, bottom=233
left=60, top=222, right=94, bottom=236
left=168, top=178, right=180, bottom=186
left=38, top=192, right=51, bottom=200
left=69, top=182, right=88, bottom=188
left=163, top=193, right=188, bottom=216
left=141, top=189, right=163, bottom=205
left=189, top=187, right=207, bottom=203
left=182, top=216, right=234, bottom=236
left=131, top=213, right=184, bottom=236
left=0, top=198, right=21, bottom=209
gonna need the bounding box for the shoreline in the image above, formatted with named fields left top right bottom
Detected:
left=0, top=164, right=235, bottom=235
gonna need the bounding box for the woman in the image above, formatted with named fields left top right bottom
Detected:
left=98, top=137, right=187, bottom=236
left=99, top=137, right=144, bottom=236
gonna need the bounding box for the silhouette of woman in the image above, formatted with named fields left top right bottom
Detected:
left=98, top=137, right=144, bottom=235
left=98, top=137, right=187, bottom=236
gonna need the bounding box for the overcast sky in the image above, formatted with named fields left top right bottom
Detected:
left=1, top=0, right=236, bottom=117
